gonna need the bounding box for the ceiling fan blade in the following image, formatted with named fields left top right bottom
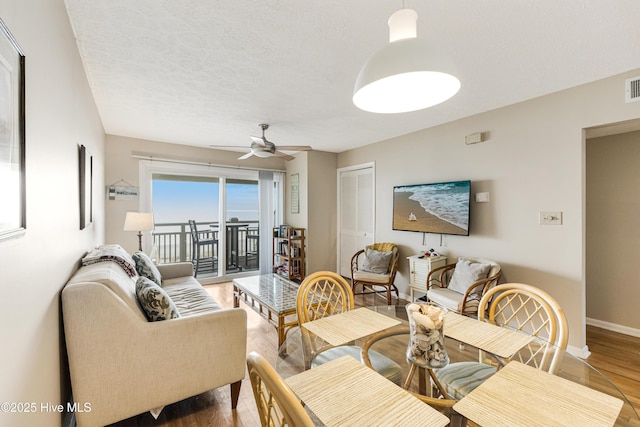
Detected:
left=274, top=151, right=295, bottom=161
left=250, top=136, right=266, bottom=146
left=238, top=152, right=254, bottom=160
left=210, top=145, right=246, bottom=149
left=276, top=145, right=312, bottom=151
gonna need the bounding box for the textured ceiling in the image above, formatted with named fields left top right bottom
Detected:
left=63, top=1, right=640, bottom=155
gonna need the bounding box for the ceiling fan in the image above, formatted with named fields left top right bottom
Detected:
left=210, top=124, right=312, bottom=161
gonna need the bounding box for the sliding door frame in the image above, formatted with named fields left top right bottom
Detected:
left=139, top=159, right=265, bottom=282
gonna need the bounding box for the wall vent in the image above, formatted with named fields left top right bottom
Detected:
left=625, top=76, right=640, bottom=103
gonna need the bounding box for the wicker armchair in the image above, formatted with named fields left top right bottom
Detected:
left=426, top=257, right=501, bottom=315
left=350, top=243, right=400, bottom=305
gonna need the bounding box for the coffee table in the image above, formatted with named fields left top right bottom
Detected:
left=233, top=273, right=300, bottom=347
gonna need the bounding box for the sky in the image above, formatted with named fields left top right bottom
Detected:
left=152, top=179, right=259, bottom=225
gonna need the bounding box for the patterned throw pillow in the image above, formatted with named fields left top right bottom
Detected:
left=135, top=277, right=180, bottom=321
left=133, top=251, right=162, bottom=285
left=362, top=248, right=393, bottom=274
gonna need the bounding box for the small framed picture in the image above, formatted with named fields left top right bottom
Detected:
left=0, top=19, right=26, bottom=240
left=291, top=173, right=299, bottom=214
left=79, top=145, right=93, bottom=229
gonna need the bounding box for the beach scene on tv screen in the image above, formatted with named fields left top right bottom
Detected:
left=393, top=181, right=470, bottom=235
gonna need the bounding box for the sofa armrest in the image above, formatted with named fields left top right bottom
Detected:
left=62, top=282, right=247, bottom=427
left=157, top=262, right=194, bottom=280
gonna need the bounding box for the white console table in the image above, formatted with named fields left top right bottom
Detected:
left=407, top=255, right=447, bottom=301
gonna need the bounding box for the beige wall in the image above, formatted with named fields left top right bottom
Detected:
left=0, top=1, right=105, bottom=426
left=337, top=70, right=640, bottom=352
left=285, top=152, right=308, bottom=230
left=586, top=130, right=640, bottom=330
left=306, top=151, right=338, bottom=273
left=104, top=135, right=286, bottom=253
left=285, top=151, right=339, bottom=274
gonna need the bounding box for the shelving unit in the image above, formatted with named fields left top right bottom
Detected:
left=272, top=227, right=306, bottom=282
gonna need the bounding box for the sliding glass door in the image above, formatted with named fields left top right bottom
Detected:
left=224, top=179, right=259, bottom=273
left=152, top=174, right=221, bottom=273
left=138, top=160, right=276, bottom=282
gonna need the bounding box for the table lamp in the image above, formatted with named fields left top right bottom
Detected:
left=124, top=212, right=154, bottom=251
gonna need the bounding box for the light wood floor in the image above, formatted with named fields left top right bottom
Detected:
left=109, top=282, right=640, bottom=427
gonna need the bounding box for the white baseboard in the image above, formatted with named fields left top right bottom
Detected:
left=586, top=317, right=640, bottom=338
left=567, top=344, right=591, bottom=359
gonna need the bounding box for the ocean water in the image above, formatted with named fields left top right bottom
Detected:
left=395, top=181, right=470, bottom=231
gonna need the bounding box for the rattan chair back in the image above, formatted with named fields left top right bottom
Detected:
left=296, top=271, right=354, bottom=368
left=478, top=283, right=569, bottom=374
left=247, top=351, right=314, bottom=427
left=296, top=271, right=354, bottom=324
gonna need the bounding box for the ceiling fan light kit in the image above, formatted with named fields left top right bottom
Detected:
left=353, top=8, right=460, bottom=114
left=211, top=123, right=312, bottom=161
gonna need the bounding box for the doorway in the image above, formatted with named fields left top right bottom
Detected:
left=337, top=162, right=375, bottom=277
left=585, top=121, right=640, bottom=336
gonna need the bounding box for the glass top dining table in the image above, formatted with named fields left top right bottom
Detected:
left=275, top=305, right=639, bottom=427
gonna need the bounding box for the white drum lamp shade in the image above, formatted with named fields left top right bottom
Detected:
left=353, top=9, right=460, bottom=114
left=124, top=212, right=154, bottom=251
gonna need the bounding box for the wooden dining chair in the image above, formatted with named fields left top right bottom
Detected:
left=246, top=351, right=314, bottom=427
left=296, top=271, right=403, bottom=385
left=433, top=283, right=569, bottom=400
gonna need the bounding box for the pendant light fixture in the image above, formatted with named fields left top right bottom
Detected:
left=353, top=8, right=460, bottom=114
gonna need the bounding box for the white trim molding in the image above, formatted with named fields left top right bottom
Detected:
left=587, top=317, right=640, bottom=339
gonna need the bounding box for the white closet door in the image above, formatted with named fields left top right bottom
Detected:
left=338, top=164, right=375, bottom=277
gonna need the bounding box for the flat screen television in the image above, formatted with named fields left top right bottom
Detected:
left=393, top=180, right=471, bottom=236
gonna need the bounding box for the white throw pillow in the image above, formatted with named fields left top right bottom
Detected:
left=447, top=258, right=492, bottom=296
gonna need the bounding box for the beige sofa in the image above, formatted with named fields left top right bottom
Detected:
left=62, top=259, right=247, bottom=427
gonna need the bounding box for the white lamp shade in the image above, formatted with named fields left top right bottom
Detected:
left=353, top=37, right=460, bottom=114
left=124, top=212, right=155, bottom=231
left=353, top=8, right=460, bottom=114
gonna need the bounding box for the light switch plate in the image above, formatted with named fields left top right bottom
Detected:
left=540, top=211, right=562, bottom=225
left=475, top=192, right=490, bottom=203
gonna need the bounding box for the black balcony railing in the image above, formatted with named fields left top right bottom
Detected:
left=152, top=221, right=259, bottom=273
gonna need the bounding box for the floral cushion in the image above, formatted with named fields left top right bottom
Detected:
left=133, top=251, right=162, bottom=285
left=135, top=277, right=180, bottom=321
left=361, top=248, right=393, bottom=274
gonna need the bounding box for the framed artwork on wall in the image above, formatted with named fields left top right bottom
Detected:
left=79, top=144, right=93, bottom=229
left=0, top=19, right=26, bottom=241
left=291, top=173, right=299, bottom=214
